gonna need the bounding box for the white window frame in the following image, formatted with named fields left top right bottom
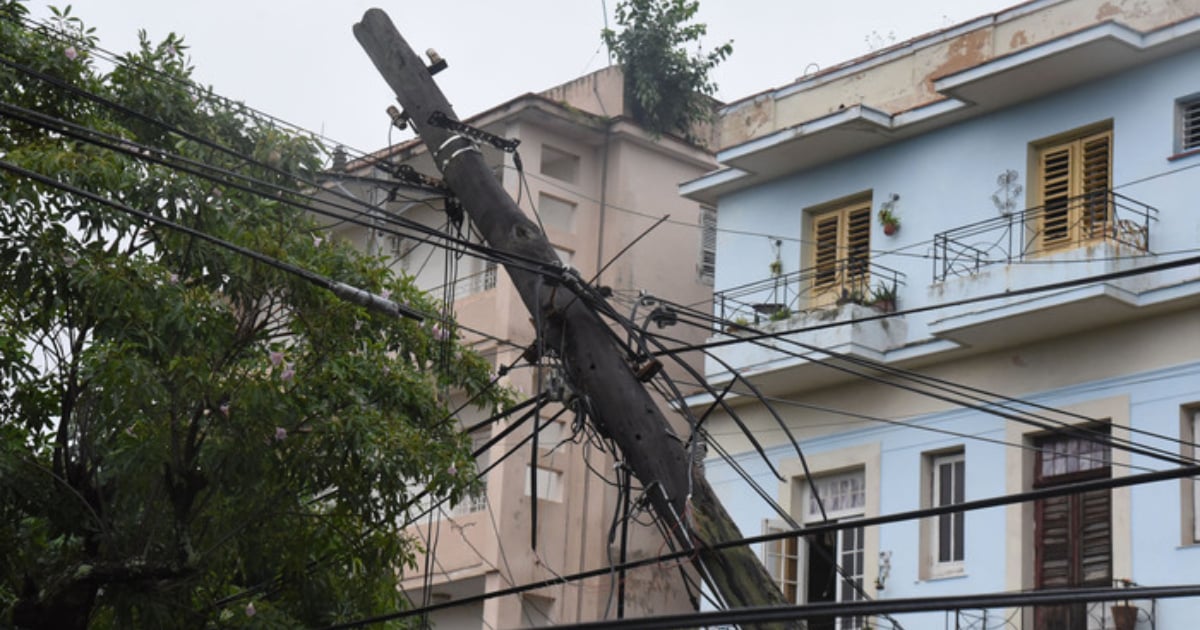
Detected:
left=929, top=451, right=965, bottom=577
left=802, top=470, right=867, bottom=630
left=525, top=465, right=563, bottom=502
left=763, top=519, right=801, bottom=604
left=698, top=206, right=717, bottom=285
left=1192, top=409, right=1200, bottom=542
left=1177, top=94, right=1200, bottom=154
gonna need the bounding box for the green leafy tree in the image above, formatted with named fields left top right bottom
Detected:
left=602, top=0, right=732, bottom=142
left=0, top=2, right=505, bottom=627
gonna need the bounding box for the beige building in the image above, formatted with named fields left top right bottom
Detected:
left=321, top=67, right=716, bottom=628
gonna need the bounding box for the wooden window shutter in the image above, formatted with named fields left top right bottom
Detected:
left=1035, top=492, right=1073, bottom=588
left=1035, top=127, right=1112, bottom=248
left=1038, top=144, right=1073, bottom=247
left=1078, top=488, right=1112, bottom=585
left=845, top=205, right=871, bottom=280
left=813, top=213, right=840, bottom=289
left=1080, top=131, right=1112, bottom=238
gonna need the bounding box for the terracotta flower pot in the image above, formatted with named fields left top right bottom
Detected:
left=883, top=222, right=899, bottom=236
left=1111, top=604, right=1138, bottom=630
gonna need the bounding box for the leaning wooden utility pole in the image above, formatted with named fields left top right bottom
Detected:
left=354, top=8, right=792, bottom=622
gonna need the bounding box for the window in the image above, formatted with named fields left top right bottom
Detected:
left=926, top=451, right=965, bottom=577
left=803, top=470, right=866, bottom=630
left=540, top=145, right=579, bottom=183
left=810, top=197, right=871, bottom=306
left=534, top=418, right=565, bottom=451
left=763, top=520, right=800, bottom=603
left=537, top=193, right=577, bottom=233
left=552, top=246, right=573, bottom=267
left=1032, top=430, right=1111, bottom=630
left=525, top=466, right=563, bottom=501
left=1179, top=96, right=1200, bottom=154
left=1033, top=126, right=1112, bottom=250
left=698, top=206, right=717, bottom=285
left=1184, top=408, right=1200, bottom=544
left=450, top=428, right=489, bottom=515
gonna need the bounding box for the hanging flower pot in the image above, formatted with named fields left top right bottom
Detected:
left=878, top=203, right=900, bottom=237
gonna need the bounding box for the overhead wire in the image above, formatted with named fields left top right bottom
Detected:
left=0, top=94, right=559, bottom=281
left=16, top=11, right=1200, bottom=624
left=647, top=291, right=1200, bottom=466
left=318, top=464, right=1200, bottom=629
left=9, top=11, right=378, bottom=163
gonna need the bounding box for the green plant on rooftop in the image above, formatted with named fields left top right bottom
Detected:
left=601, top=0, right=732, bottom=143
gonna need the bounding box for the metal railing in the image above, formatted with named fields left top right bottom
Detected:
left=451, top=263, right=498, bottom=298
left=712, top=258, right=905, bottom=331
left=932, top=191, right=1157, bottom=282
left=948, top=589, right=1156, bottom=629
left=449, top=487, right=487, bottom=516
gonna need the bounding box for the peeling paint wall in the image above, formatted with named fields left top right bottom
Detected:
left=718, top=0, right=1200, bottom=149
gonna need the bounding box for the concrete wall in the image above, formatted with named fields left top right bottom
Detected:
left=719, top=0, right=1200, bottom=148
left=706, top=311, right=1200, bottom=626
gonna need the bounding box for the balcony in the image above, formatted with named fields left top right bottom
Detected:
left=714, top=258, right=906, bottom=331
left=932, top=191, right=1157, bottom=283
left=450, top=262, right=498, bottom=299
left=947, top=592, right=1157, bottom=629
left=927, top=192, right=1171, bottom=350
left=706, top=260, right=907, bottom=389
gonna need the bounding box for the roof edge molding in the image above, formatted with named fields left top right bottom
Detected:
left=683, top=14, right=1200, bottom=203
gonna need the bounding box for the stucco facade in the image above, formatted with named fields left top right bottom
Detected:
left=320, top=67, right=715, bottom=628
left=685, top=0, right=1200, bottom=627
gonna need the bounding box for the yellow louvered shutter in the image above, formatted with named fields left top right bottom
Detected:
left=1080, top=131, right=1112, bottom=239
left=1038, top=144, right=1073, bottom=247
left=845, top=204, right=871, bottom=281
left=1036, top=128, right=1111, bottom=249
left=813, top=213, right=840, bottom=291
left=810, top=199, right=872, bottom=306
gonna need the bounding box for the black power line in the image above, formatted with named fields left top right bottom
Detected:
left=0, top=159, right=423, bottom=321
left=318, top=464, right=1200, bottom=628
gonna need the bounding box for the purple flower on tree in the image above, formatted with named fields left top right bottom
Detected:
left=245, top=602, right=256, bottom=617
left=64, top=46, right=78, bottom=61
left=269, top=351, right=284, bottom=367
left=280, top=364, right=295, bottom=382
left=274, top=427, right=288, bottom=442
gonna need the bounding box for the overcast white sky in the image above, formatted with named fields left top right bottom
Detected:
left=32, top=1, right=1018, bottom=155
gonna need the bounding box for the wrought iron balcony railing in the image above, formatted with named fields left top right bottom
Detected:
left=932, top=191, right=1157, bottom=282
left=947, top=591, right=1156, bottom=629
left=713, top=258, right=905, bottom=331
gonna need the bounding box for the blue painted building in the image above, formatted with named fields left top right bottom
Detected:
left=681, top=1, right=1200, bottom=627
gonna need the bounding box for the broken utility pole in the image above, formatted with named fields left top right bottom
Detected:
left=354, top=8, right=792, bottom=623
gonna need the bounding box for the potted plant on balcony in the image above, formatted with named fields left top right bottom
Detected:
left=725, top=316, right=753, bottom=334
left=870, top=282, right=898, bottom=313
left=1111, top=579, right=1139, bottom=630
left=878, top=205, right=900, bottom=236
left=768, top=306, right=792, bottom=323
left=837, top=287, right=869, bottom=307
